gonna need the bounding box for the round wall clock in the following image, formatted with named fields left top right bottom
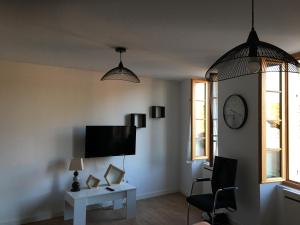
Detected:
left=223, top=94, right=248, bottom=129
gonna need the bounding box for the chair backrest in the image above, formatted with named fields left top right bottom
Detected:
left=211, top=156, right=238, bottom=209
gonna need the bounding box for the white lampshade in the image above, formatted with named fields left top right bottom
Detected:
left=69, top=158, right=84, bottom=171
left=247, top=57, right=260, bottom=74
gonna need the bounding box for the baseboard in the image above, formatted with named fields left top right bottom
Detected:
left=0, top=188, right=178, bottom=225
left=136, top=188, right=178, bottom=200
left=0, top=212, right=63, bottom=225
left=179, top=190, right=189, bottom=197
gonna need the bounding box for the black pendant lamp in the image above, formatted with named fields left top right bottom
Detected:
left=205, top=0, right=299, bottom=82
left=101, top=47, right=140, bottom=83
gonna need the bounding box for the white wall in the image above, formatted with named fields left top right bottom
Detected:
left=218, top=76, right=260, bottom=225
left=0, top=60, right=181, bottom=225
left=260, top=183, right=280, bottom=225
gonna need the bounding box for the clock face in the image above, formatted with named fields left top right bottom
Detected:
left=223, top=94, right=248, bottom=129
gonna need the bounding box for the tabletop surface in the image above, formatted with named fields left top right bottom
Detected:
left=66, top=183, right=136, bottom=200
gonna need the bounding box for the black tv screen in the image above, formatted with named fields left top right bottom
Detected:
left=85, top=126, right=136, bottom=158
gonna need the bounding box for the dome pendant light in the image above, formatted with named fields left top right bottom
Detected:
left=101, top=47, right=140, bottom=83
left=205, top=0, right=299, bottom=82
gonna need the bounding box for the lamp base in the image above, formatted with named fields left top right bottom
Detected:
left=71, top=170, right=80, bottom=192
left=71, top=181, right=80, bottom=192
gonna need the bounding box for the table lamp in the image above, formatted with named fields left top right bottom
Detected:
left=69, top=158, right=84, bottom=192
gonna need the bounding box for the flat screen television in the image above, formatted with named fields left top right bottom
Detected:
left=85, top=126, right=136, bottom=158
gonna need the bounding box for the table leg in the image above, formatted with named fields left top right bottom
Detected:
left=73, top=199, right=86, bottom=225
left=64, top=200, right=73, bottom=220
left=113, top=199, right=123, bottom=209
left=126, top=189, right=136, bottom=219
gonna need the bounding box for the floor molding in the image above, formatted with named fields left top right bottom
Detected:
left=0, top=212, right=63, bottom=225
left=137, top=189, right=179, bottom=200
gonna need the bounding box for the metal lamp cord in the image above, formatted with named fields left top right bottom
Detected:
left=252, top=0, right=254, bottom=29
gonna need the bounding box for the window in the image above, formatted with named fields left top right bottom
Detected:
left=287, top=58, right=300, bottom=185
left=211, top=81, right=218, bottom=163
left=191, top=79, right=211, bottom=160
left=261, top=55, right=300, bottom=185
left=261, top=61, right=286, bottom=182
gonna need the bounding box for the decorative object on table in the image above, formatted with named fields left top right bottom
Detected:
left=101, top=47, right=140, bottom=83
left=205, top=0, right=299, bottom=82
left=69, top=158, right=84, bottom=192
left=86, top=175, right=101, bottom=189
left=223, top=94, right=248, bottom=129
left=104, top=164, right=125, bottom=186
left=151, top=106, right=165, bottom=118
left=130, top=113, right=146, bottom=128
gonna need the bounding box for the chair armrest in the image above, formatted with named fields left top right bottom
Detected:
left=189, top=178, right=211, bottom=196
left=215, top=186, right=238, bottom=198
left=194, top=177, right=211, bottom=182
left=213, top=186, right=238, bottom=213
left=221, top=186, right=238, bottom=191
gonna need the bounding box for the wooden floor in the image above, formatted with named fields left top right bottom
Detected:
left=25, top=193, right=203, bottom=225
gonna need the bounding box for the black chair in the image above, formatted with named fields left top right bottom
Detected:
left=186, top=156, right=238, bottom=225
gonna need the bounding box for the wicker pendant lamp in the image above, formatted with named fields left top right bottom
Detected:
left=101, top=47, right=140, bottom=83
left=205, top=0, right=299, bottom=82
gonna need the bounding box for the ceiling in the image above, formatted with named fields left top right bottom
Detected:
left=0, top=0, right=299, bottom=80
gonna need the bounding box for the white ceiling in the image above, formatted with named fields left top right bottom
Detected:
left=0, top=0, right=299, bottom=80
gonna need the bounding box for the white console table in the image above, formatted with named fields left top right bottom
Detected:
left=64, top=183, right=136, bottom=225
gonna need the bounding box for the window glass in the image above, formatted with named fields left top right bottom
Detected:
left=288, top=70, right=300, bottom=183
left=265, top=71, right=280, bottom=91
left=266, top=151, right=281, bottom=178
left=263, top=67, right=283, bottom=180
left=261, top=58, right=300, bottom=185
left=195, top=101, right=205, bottom=119
left=212, top=82, right=218, bottom=159
left=195, top=83, right=205, bottom=100
left=192, top=80, right=209, bottom=160
left=265, top=92, right=281, bottom=121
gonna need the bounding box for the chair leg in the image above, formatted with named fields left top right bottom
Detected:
left=211, top=212, right=215, bottom=225
left=206, top=212, right=212, bottom=222
left=187, top=203, right=190, bottom=225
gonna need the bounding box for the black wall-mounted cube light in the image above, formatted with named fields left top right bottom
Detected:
left=151, top=106, right=165, bottom=118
